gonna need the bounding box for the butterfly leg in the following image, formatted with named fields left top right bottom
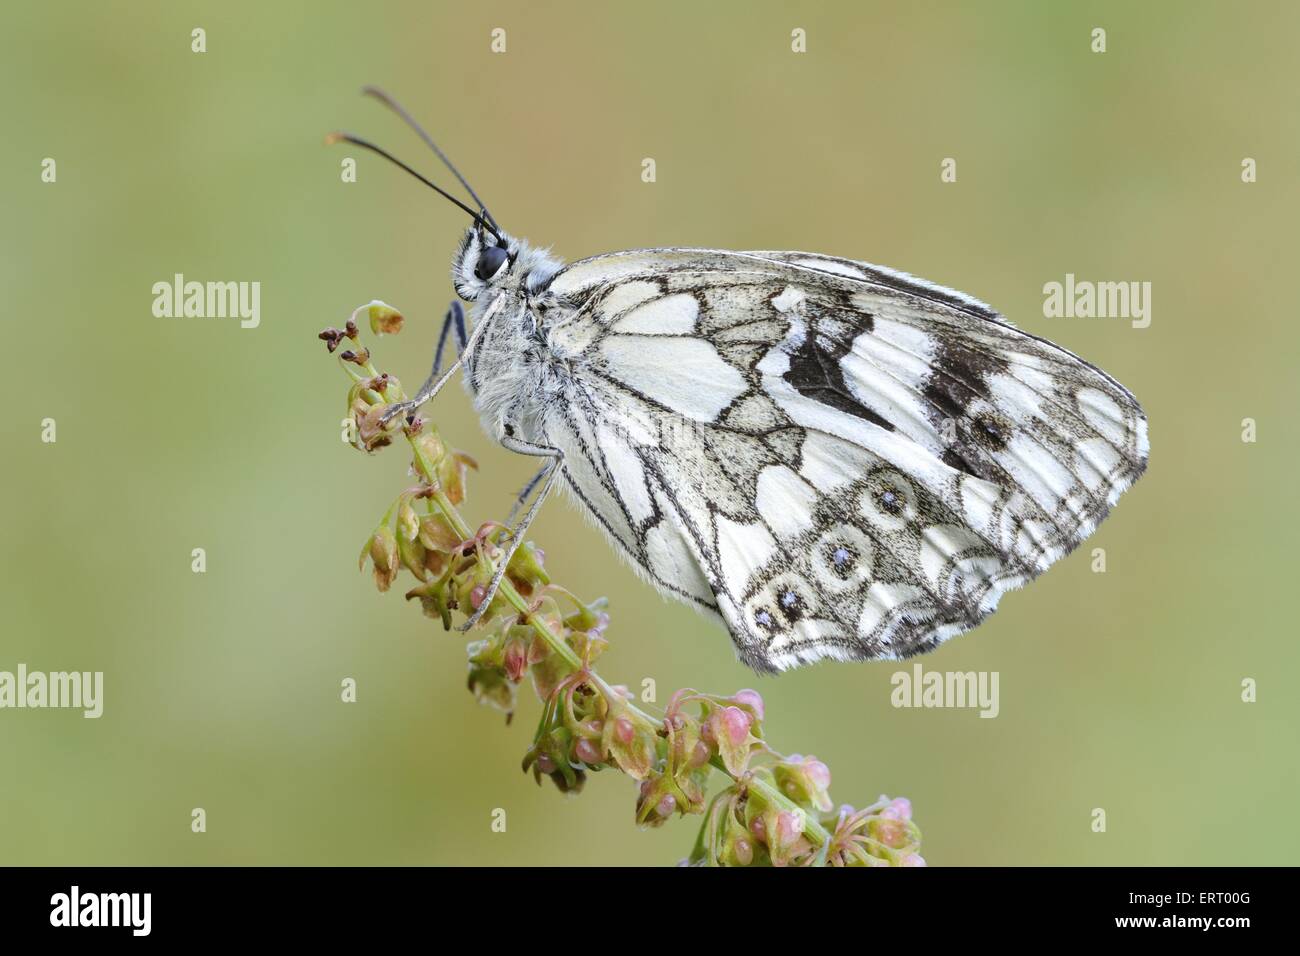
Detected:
left=505, top=463, right=550, bottom=529
left=380, top=296, right=495, bottom=425
left=430, top=300, right=468, bottom=376
left=459, top=436, right=564, bottom=632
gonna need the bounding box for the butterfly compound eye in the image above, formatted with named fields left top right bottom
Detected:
left=474, top=245, right=509, bottom=281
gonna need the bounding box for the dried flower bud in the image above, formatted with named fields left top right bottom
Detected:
left=418, top=513, right=460, bottom=553
left=438, top=451, right=476, bottom=505
left=360, top=525, right=400, bottom=592
left=550, top=768, right=586, bottom=795
left=319, top=327, right=345, bottom=352
left=366, top=300, right=404, bottom=336
left=502, top=639, right=529, bottom=683
left=354, top=403, right=394, bottom=451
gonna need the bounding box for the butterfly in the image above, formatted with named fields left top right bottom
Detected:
left=333, top=89, right=1149, bottom=674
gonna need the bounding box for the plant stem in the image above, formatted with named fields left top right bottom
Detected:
left=394, top=407, right=831, bottom=848
left=344, top=348, right=833, bottom=851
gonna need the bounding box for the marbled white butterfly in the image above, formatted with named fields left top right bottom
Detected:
left=334, top=90, right=1148, bottom=673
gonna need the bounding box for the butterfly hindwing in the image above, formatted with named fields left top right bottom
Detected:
left=537, top=249, right=1148, bottom=672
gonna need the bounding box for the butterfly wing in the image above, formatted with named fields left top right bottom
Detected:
left=538, top=249, right=1148, bottom=672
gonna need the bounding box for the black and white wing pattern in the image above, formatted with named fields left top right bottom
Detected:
left=536, top=249, right=1148, bottom=673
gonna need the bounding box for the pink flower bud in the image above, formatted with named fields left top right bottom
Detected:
left=690, top=741, right=712, bottom=768
left=872, top=818, right=906, bottom=848
left=657, top=794, right=677, bottom=817
left=890, top=797, right=912, bottom=821
left=574, top=737, right=602, bottom=765
left=615, top=717, right=636, bottom=744
left=733, top=838, right=754, bottom=866
left=901, top=853, right=926, bottom=867
left=536, top=754, right=557, bottom=775
left=776, top=811, right=803, bottom=849
left=749, top=816, right=766, bottom=841
left=733, top=688, right=765, bottom=720
left=804, top=758, right=831, bottom=790
left=469, top=584, right=487, bottom=609
left=502, top=642, right=527, bottom=682
left=718, top=706, right=751, bottom=747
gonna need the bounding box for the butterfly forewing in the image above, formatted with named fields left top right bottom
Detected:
left=537, top=249, right=1147, bottom=672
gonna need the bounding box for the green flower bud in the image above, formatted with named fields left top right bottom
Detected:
left=774, top=754, right=834, bottom=813
left=505, top=541, right=550, bottom=593
left=405, top=579, right=452, bottom=629
left=635, top=773, right=681, bottom=828
left=603, top=705, right=655, bottom=780
left=466, top=659, right=517, bottom=716
left=396, top=498, right=428, bottom=581
left=523, top=727, right=586, bottom=795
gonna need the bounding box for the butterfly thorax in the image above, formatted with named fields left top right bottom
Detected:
left=459, top=238, right=579, bottom=444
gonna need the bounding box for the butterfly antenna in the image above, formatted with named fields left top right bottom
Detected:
left=361, top=85, right=500, bottom=232
left=324, top=131, right=503, bottom=243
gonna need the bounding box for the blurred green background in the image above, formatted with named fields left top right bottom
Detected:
left=2, top=1, right=1296, bottom=866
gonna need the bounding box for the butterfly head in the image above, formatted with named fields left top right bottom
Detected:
left=330, top=88, right=561, bottom=304
left=452, top=226, right=518, bottom=301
